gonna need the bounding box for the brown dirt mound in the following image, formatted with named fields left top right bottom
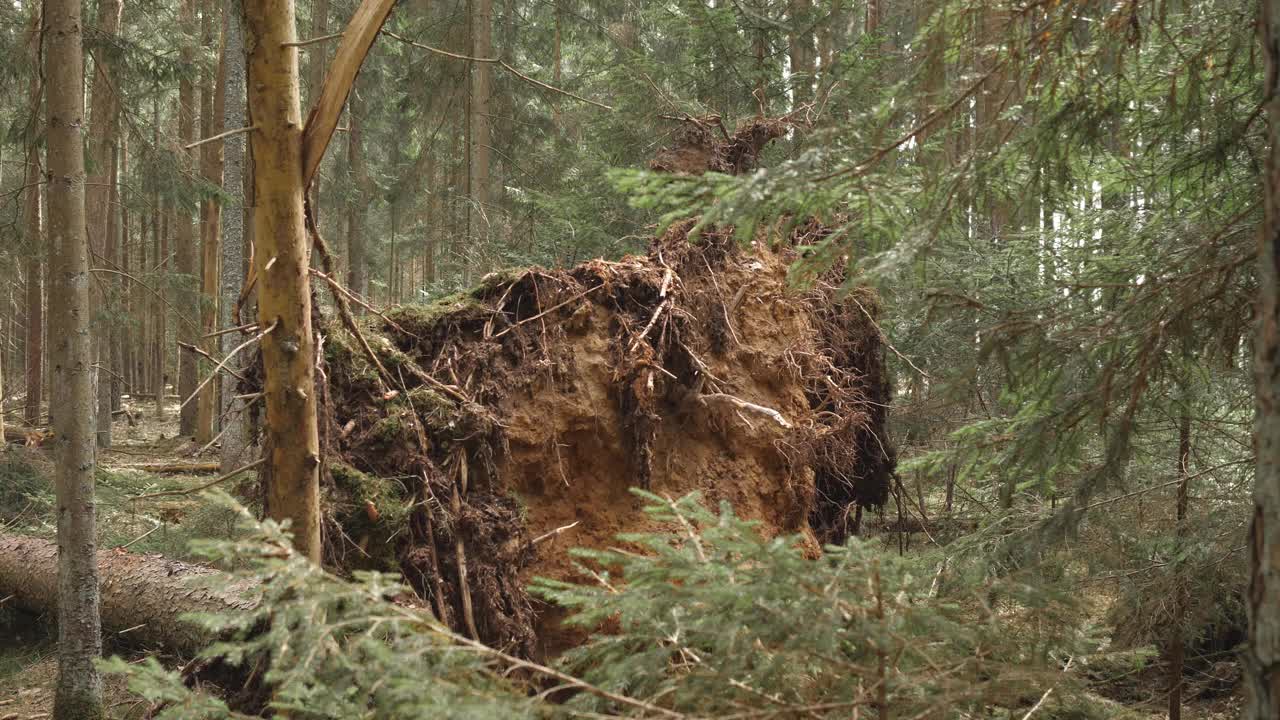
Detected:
left=314, top=219, right=894, bottom=659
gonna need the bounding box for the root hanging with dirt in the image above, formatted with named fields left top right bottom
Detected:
left=257, top=115, right=896, bottom=659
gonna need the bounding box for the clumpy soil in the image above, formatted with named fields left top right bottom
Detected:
left=316, top=221, right=894, bottom=660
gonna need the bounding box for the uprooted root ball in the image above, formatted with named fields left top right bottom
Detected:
left=304, top=219, right=894, bottom=659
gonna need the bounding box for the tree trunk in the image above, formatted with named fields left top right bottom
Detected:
left=552, top=1, right=562, bottom=128
left=470, top=0, right=493, bottom=239
left=22, top=5, right=43, bottom=429
left=1251, top=1, right=1280, bottom=715
left=347, top=90, right=368, bottom=305
left=178, top=0, right=200, bottom=437
left=220, top=0, right=251, bottom=473
left=197, top=0, right=227, bottom=445
left=306, top=0, right=330, bottom=224
left=86, top=0, right=122, bottom=449
left=120, top=138, right=134, bottom=396
left=788, top=0, right=814, bottom=106
left=45, top=0, right=104, bottom=708
left=244, top=0, right=323, bottom=562
left=106, top=144, right=122, bottom=415
left=1168, top=395, right=1191, bottom=720
left=152, top=96, right=167, bottom=421
left=0, top=532, right=250, bottom=654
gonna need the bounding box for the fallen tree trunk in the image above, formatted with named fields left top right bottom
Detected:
left=133, top=462, right=221, bottom=474
left=2, top=425, right=49, bottom=445
left=0, top=532, right=253, bottom=653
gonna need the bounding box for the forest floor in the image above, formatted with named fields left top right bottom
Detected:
left=0, top=400, right=1251, bottom=719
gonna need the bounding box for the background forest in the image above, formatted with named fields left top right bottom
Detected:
left=0, top=0, right=1269, bottom=717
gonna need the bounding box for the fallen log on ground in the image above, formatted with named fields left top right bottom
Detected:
left=2, top=426, right=49, bottom=446
left=133, top=462, right=221, bottom=474
left=0, top=532, right=252, bottom=653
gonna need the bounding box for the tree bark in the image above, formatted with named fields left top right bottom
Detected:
left=244, top=0, right=323, bottom=562
left=1251, top=1, right=1280, bottom=715
left=306, top=0, right=330, bottom=225
left=22, top=5, right=43, bottom=428
left=86, top=0, right=123, bottom=449
left=220, top=0, right=251, bottom=473
left=153, top=96, right=168, bottom=422
left=470, top=0, right=493, bottom=236
left=0, top=532, right=251, bottom=654
left=347, top=89, right=368, bottom=305
left=45, top=0, right=104, bottom=708
left=788, top=0, right=814, bottom=106
left=197, top=0, right=227, bottom=445
left=178, top=0, right=200, bottom=437
left=1167, top=393, right=1191, bottom=720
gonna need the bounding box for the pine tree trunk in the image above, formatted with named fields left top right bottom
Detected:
left=196, top=0, right=227, bottom=445
left=220, top=0, right=251, bottom=474
left=86, top=0, right=122, bottom=448
left=306, top=0, right=330, bottom=224
left=244, top=0, right=323, bottom=562
left=1250, top=1, right=1280, bottom=715
left=177, top=0, right=200, bottom=437
left=22, top=6, right=43, bottom=428
left=45, top=0, right=104, bottom=708
left=120, top=138, right=134, bottom=396
left=470, top=0, right=493, bottom=242
left=154, top=98, right=169, bottom=421
left=788, top=0, right=814, bottom=106
left=106, top=144, right=122, bottom=414
left=1168, top=396, right=1191, bottom=720
left=552, top=1, right=562, bottom=128
left=0, top=532, right=250, bottom=654
left=347, top=90, right=368, bottom=305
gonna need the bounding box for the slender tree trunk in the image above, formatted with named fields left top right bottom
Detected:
left=220, top=0, right=251, bottom=473
left=196, top=0, right=226, bottom=445
left=1168, top=387, right=1192, bottom=720
left=120, top=138, right=132, bottom=396
left=106, top=144, right=121, bottom=414
left=788, top=0, right=814, bottom=105
left=347, top=91, right=368, bottom=305
left=154, top=98, right=168, bottom=420
left=85, top=0, right=122, bottom=448
left=177, top=0, right=200, bottom=437
left=552, top=1, right=562, bottom=128
left=45, top=0, right=104, bottom=709
left=305, top=0, right=329, bottom=224
left=1250, top=1, right=1280, bottom=715
left=470, top=0, right=493, bottom=238
left=244, top=0, right=322, bottom=562
left=22, top=6, right=43, bottom=428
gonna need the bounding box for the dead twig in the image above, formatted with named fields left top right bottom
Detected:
left=179, top=322, right=278, bottom=413
left=307, top=212, right=392, bottom=393
left=384, top=30, right=614, bottom=111
left=699, top=393, right=792, bottom=428
left=491, top=282, right=604, bottom=338
left=532, top=520, right=580, bottom=545
left=178, top=341, right=249, bottom=383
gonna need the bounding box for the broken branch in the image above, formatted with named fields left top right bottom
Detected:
left=383, top=30, right=614, bottom=111
left=179, top=321, right=278, bottom=413
left=699, top=393, right=793, bottom=428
